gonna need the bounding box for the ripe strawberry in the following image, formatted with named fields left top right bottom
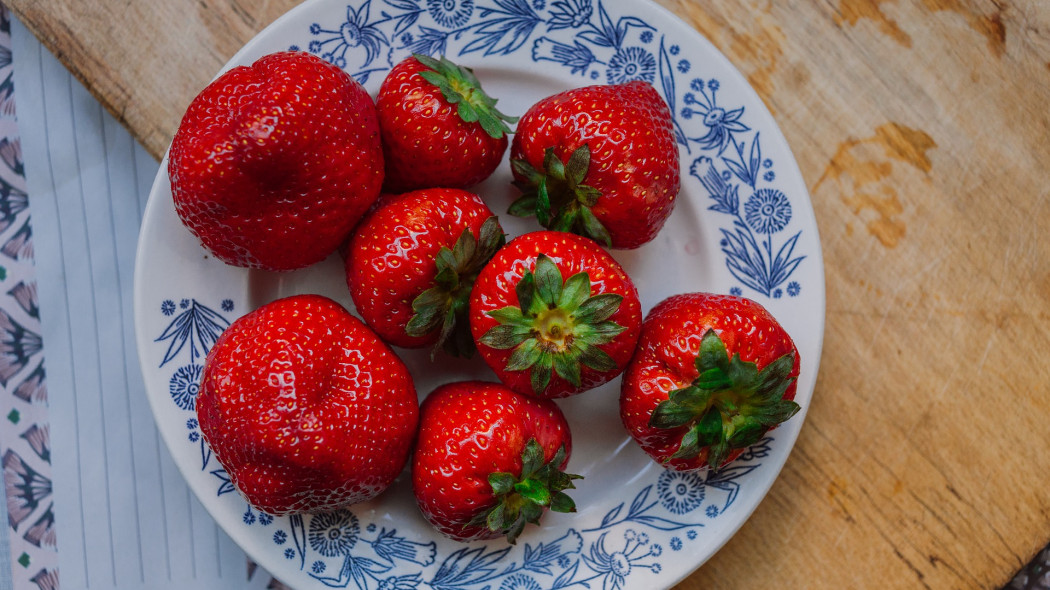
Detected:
left=620, top=293, right=801, bottom=472
left=344, top=188, right=504, bottom=357
left=509, top=81, right=680, bottom=249
left=377, top=54, right=517, bottom=193
left=196, top=294, right=418, bottom=514
left=412, top=381, right=580, bottom=543
left=169, top=51, right=384, bottom=271
left=469, top=231, right=642, bottom=399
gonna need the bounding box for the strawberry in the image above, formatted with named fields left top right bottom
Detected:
left=509, top=81, right=680, bottom=249
left=344, top=188, right=504, bottom=357
left=469, top=231, right=642, bottom=399
left=412, top=381, right=580, bottom=543
left=620, top=293, right=801, bottom=472
left=169, top=51, right=384, bottom=271
left=196, top=294, right=418, bottom=514
left=376, top=54, right=516, bottom=193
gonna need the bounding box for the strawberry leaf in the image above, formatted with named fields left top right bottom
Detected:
left=413, top=53, right=517, bottom=139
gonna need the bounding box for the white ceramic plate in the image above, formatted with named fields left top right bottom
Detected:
left=134, top=1, right=825, bottom=588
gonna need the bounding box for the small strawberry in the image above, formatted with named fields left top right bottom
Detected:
left=169, top=51, right=384, bottom=271
left=469, top=231, right=642, bottom=398
left=509, top=81, right=680, bottom=249
left=620, top=293, right=801, bottom=472
left=412, top=381, right=580, bottom=543
left=344, top=188, right=505, bottom=357
left=377, top=54, right=517, bottom=193
left=196, top=294, right=418, bottom=515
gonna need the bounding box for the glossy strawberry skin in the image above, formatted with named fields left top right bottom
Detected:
left=469, top=231, right=642, bottom=399
left=377, top=56, right=508, bottom=193
left=620, top=293, right=800, bottom=471
left=345, top=188, right=501, bottom=350
left=196, top=294, right=418, bottom=515
left=510, top=81, right=680, bottom=249
left=412, top=381, right=573, bottom=542
left=169, top=51, right=384, bottom=271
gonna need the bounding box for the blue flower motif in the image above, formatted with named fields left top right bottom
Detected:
left=427, top=0, right=475, bottom=28
left=401, top=32, right=414, bottom=44
left=708, top=79, right=720, bottom=91
left=243, top=509, right=256, bottom=525
left=607, top=46, right=656, bottom=84
left=533, top=0, right=546, bottom=9
left=372, top=527, right=437, bottom=566
left=310, top=23, right=322, bottom=34
left=402, top=26, right=450, bottom=57
left=764, top=170, right=776, bottom=182
left=690, top=78, right=704, bottom=92
left=657, top=470, right=705, bottom=514
left=787, top=281, right=801, bottom=297
left=310, top=3, right=389, bottom=68
left=367, top=523, right=377, bottom=533
left=677, top=59, right=690, bottom=73
left=532, top=38, right=595, bottom=75
left=188, top=431, right=200, bottom=443
left=640, top=30, right=653, bottom=43
left=168, top=364, right=202, bottom=411
left=180, top=299, right=190, bottom=309
left=161, top=300, right=175, bottom=316
left=773, top=288, right=783, bottom=299
left=377, top=575, right=424, bottom=590
left=670, top=537, right=682, bottom=551
left=687, top=530, right=698, bottom=540
left=693, top=104, right=748, bottom=154
left=289, top=44, right=301, bottom=51
left=582, top=530, right=662, bottom=589
left=744, top=188, right=792, bottom=235
left=706, top=505, right=719, bottom=518
left=730, top=287, right=743, bottom=297
left=221, top=299, right=234, bottom=312
left=274, top=530, right=287, bottom=545
left=547, top=0, right=592, bottom=30
left=311, top=560, right=326, bottom=574
left=284, top=548, right=295, bottom=559
left=558, top=554, right=573, bottom=569
left=763, top=158, right=774, bottom=169
left=669, top=44, right=680, bottom=55
left=309, top=510, right=359, bottom=557
left=186, top=418, right=198, bottom=430
left=499, top=573, right=542, bottom=590
left=259, top=513, right=274, bottom=526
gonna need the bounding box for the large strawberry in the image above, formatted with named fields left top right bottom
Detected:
left=377, top=54, right=516, bottom=193
left=509, top=81, right=680, bottom=249
left=169, top=50, right=384, bottom=271
left=345, top=188, right=504, bottom=357
left=469, top=231, right=642, bottom=398
left=196, top=294, right=418, bottom=515
left=412, top=381, right=580, bottom=543
left=620, top=293, right=801, bottom=472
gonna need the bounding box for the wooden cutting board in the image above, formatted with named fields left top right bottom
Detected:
left=9, top=0, right=1050, bottom=587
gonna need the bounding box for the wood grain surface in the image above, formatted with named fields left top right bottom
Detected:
left=8, top=0, right=1050, bottom=587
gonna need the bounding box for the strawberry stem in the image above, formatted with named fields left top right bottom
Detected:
left=480, top=255, right=625, bottom=395
left=468, top=439, right=581, bottom=544
left=648, top=329, right=800, bottom=470
left=407, top=216, right=504, bottom=358
left=509, top=145, right=612, bottom=247
left=413, top=53, right=518, bottom=139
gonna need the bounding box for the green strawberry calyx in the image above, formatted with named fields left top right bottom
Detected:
left=407, top=216, right=505, bottom=358
left=509, top=145, right=612, bottom=247
left=414, top=53, right=518, bottom=139
left=468, top=438, right=582, bottom=544
left=479, top=254, right=626, bottom=395
left=649, top=329, right=800, bottom=471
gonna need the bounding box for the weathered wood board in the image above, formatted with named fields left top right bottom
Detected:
left=8, top=0, right=1050, bottom=587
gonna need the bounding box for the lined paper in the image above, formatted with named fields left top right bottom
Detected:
left=10, top=16, right=272, bottom=590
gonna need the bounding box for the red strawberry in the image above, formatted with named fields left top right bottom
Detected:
left=469, top=231, right=642, bottom=398
left=412, top=381, right=580, bottom=543
left=169, top=51, right=384, bottom=271
left=377, top=54, right=517, bottom=193
left=196, top=294, right=418, bottom=514
left=620, top=293, right=801, bottom=472
left=509, top=81, right=680, bottom=249
left=344, top=188, right=504, bottom=356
